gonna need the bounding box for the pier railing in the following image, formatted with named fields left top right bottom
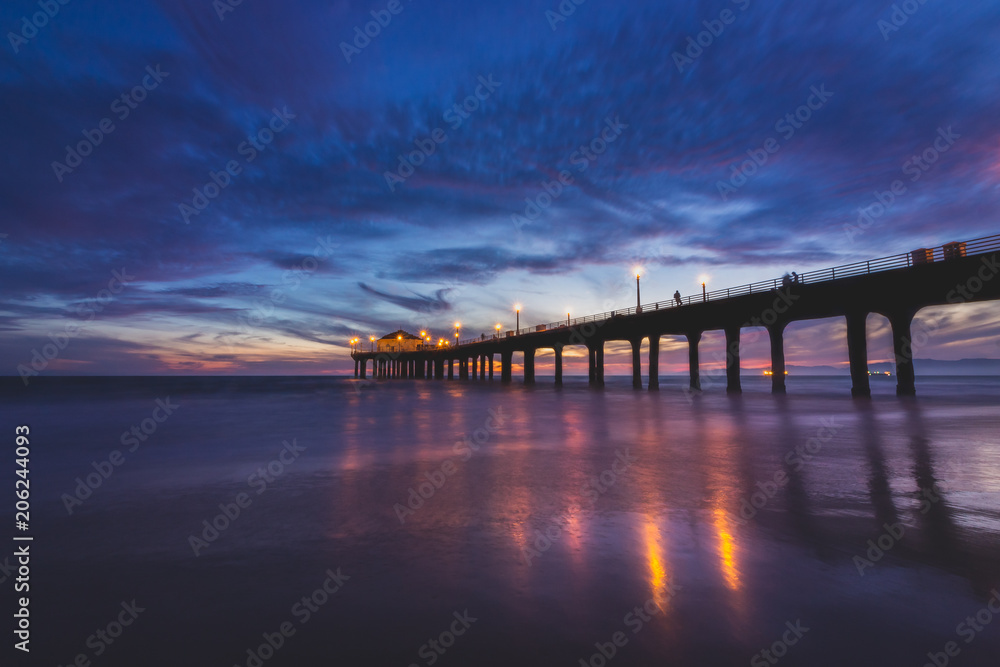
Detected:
left=454, top=233, right=1000, bottom=345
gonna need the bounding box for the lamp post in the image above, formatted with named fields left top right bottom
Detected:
left=702, top=282, right=707, bottom=302
left=495, top=323, right=501, bottom=339
left=567, top=312, right=570, bottom=327
left=369, top=336, right=375, bottom=353
left=515, top=306, right=520, bottom=334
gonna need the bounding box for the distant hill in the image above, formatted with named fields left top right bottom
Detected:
left=777, top=358, right=1000, bottom=376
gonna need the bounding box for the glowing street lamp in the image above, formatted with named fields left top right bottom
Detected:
left=495, top=323, right=501, bottom=339
left=633, top=268, right=643, bottom=312
left=514, top=304, right=521, bottom=334
left=369, top=335, right=375, bottom=352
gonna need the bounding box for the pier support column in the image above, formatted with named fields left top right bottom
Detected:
left=631, top=339, right=643, bottom=390
left=360, top=359, right=367, bottom=379
left=448, top=359, right=454, bottom=380
left=460, top=358, right=468, bottom=380
left=488, top=355, right=494, bottom=380
left=648, top=336, right=660, bottom=391
left=846, top=313, right=871, bottom=397
left=471, top=355, right=478, bottom=380
left=687, top=332, right=701, bottom=391
left=417, top=358, right=426, bottom=379
left=890, top=310, right=917, bottom=396
left=354, top=359, right=359, bottom=377
left=524, top=348, right=535, bottom=385
left=588, top=346, right=597, bottom=385
left=554, top=344, right=563, bottom=386
left=768, top=323, right=787, bottom=394
left=501, top=351, right=512, bottom=383
left=435, top=359, right=443, bottom=379
left=480, top=355, right=487, bottom=380
left=596, top=342, right=605, bottom=386
left=725, top=326, right=742, bottom=394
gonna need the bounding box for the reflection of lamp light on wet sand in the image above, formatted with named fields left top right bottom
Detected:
left=712, top=508, right=741, bottom=591
left=643, top=519, right=672, bottom=610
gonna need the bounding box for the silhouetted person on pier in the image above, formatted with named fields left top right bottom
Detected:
left=674, top=290, right=682, bottom=306
left=782, top=273, right=793, bottom=288
left=792, top=271, right=800, bottom=284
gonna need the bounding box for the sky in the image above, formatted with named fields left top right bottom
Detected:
left=1, top=0, right=999, bottom=377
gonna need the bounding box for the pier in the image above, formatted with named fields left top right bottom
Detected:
left=352, top=234, right=1000, bottom=397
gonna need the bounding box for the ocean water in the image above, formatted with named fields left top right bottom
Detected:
left=3, top=375, right=1000, bottom=666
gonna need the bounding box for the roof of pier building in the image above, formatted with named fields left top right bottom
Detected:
left=379, top=329, right=422, bottom=340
